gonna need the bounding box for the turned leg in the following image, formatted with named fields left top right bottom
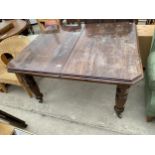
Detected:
left=21, top=74, right=43, bottom=103
left=114, top=84, right=130, bottom=118
left=0, top=83, right=7, bottom=93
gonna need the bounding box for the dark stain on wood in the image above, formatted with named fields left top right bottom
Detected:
left=8, top=22, right=143, bottom=85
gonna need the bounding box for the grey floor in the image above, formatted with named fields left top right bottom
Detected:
left=0, top=77, right=155, bottom=135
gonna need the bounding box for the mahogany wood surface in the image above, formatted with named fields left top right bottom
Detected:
left=62, top=23, right=143, bottom=84
left=7, top=22, right=144, bottom=117
left=114, top=84, right=130, bottom=118
left=8, top=22, right=143, bottom=85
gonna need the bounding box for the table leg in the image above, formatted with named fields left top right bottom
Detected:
left=0, top=83, right=7, bottom=93
left=146, top=116, right=154, bottom=122
left=22, top=75, right=43, bottom=103
left=114, top=84, right=130, bottom=118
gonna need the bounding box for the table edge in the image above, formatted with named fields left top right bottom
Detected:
left=7, top=67, right=144, bottom=85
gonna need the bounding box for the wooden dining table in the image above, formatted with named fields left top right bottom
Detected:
left=0, top=20, right=27, bottom=41
left=7, top=22, right=143, bottom=118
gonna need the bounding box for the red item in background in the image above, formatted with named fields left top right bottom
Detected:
left=44, top=20, right=58, bottom=27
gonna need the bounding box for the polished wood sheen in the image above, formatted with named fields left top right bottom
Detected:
left=8, top=30, right=82, bottom=77
left=8, top=22, right=143, bottom=84
left=8, top=22, right=143, bottom=117
left=62, top=23, right=142, bottom=84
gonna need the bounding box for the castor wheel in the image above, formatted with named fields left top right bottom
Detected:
left=146, top=116, right=154, bottom=122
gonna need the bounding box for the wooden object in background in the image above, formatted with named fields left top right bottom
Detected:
left=36, top=19, right=60, bottom=33
left=82, top=19, right=138, bottom=24
left=0, top=83, right=7, bottom=92
left=0, top=122, right=30, bottom=135
left=0, top=122, right=14, bottom=135
left=61, top=19, right=81, bottom=32
left=8, top=23, right=143, bottom=117
left=0, top=117, right=29, bottom=134
left=24, top=19, right=34, bottom=34
left=137, top=25, right=155, bottom=67
left=0, top=20, right=27, bottom=41
left=0, top=35, right=37, bottom=97
left=0, top=21, right=14, bottom=34
left=146, top=19, right=155, bottom=25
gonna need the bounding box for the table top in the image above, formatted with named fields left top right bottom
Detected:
left=0, top=20, right=27, bottom=41
left=8, top=22, right=143, bottom=85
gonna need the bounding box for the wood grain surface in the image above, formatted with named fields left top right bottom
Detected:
left=8, top=22, right=143, bottom=85
left=62, top=23, right=143, bottom=84
left=0, top=20, right=27, bottom=41
left=8, top=30, right=82, bottom=77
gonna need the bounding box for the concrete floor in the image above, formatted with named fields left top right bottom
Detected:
left=0, top=77, right=155, bottom=135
